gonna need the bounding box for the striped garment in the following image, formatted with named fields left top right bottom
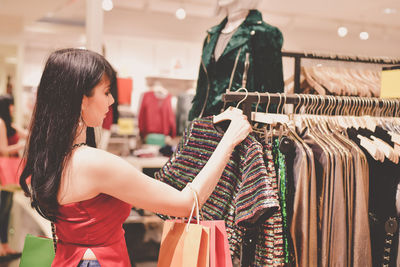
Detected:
left=154, top=117, right=281, bottom=265
left=253, top=141, right=285, bottom=267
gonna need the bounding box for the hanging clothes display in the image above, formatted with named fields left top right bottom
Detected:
left=138, top=91, right=176, bottom=139
left=155, top=90, right=400, bottom=266
left=347, top=126, right=399, bottom=266
left=215, top=92, right=400, bottom=266
left=188, top=10, right=284, bottom=120
left=154, top=116, right=284, bottom=266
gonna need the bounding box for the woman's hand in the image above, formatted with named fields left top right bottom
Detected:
left=222, top=114, right=252, bottom=148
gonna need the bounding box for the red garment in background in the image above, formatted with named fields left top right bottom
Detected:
left=138, top=91, right=176, bottom=138
left=0, top=157, right=23, bottom=186
left=52, top=194, right=132, bottom=267
left=8, top=132, right=19, bottom=145
left=117, top=78, right=133, bottom=105
left=102, top=106, right=113, bottom=130
left=0, top=133, right=22, bottom=185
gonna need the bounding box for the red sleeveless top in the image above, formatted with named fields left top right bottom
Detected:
left=7, top=132, right=19, bottom=145
left=52, top=193, right=132, bottom=267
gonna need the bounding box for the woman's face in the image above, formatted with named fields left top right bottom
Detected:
left=81, top=75, right=114, bottom=127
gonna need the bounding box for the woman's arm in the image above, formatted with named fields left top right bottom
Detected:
left=0, top=121, right=26, bottom=156
left=6, top=142, right=25, bottom=155
left=0, top=119, right=9, bottom=157
left=78, top=114, right=251, bottom=217
left=12, top=123, right=29, bottom=139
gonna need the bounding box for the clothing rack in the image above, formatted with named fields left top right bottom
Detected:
left=222, top=92, right=400, bottom=120
left=383, top=65, right=400, bottom=71
left=282, top=51, right=400, bottom=93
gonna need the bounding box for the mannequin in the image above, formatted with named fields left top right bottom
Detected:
left=188, top=0, right=284, bottom=121
left=217, top=0, right=260, bottom=34
left=189, top=2, right=286, bottom=266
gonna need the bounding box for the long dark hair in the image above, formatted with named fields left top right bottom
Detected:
left=20, top=48, right=116, bottom=221
left=0, top=94, right=16, bottom=138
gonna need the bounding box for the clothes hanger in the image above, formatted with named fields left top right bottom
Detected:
left=275, top=93, right=290, bottom=139
left=252, top=92, right=289, bottom=125
left=250, top=91, right=266, bottom=137
left=251, top=92, right=273, bottom=124
left=302, top=67, right=326, bottom=95
left=213, top=87, right=247, bottom=124
left=363, top=97, right=378, bottom=132
left=251, top=91, right=265, bottom=121
left=152, top=82, right=169, bottom=99
left=360, top=98, right=398, bottom=162
left=335, top=96, right=351, bottom=129
left=275, top=93, right=290, bottom=124
left=352, top=97, right=385, bottom=162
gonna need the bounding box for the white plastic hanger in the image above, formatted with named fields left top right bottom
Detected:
left=213, top=88, right=248, bottom=124
left=357, top=134, right=385, bottom=162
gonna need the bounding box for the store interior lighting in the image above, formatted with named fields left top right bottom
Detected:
left=359, top=31, right=369, bottom=40
left=102, top=0, right=113, bottom=12
left=337, top=26, right=348, bottom=37
left=175, top=7, right=186, bottom=20
left=383, top=8, right=397, bottom=14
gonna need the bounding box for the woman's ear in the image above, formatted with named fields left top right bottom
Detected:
left=81, top=95, right=88, bottom=113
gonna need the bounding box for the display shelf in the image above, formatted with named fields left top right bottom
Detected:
left=145, top=76, right=195, bottom=96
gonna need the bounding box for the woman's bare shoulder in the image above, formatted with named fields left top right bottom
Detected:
left=59, top=146, right=127, bottom=204
left=72, top=146, right=125, bottom=169
left=71, top=146, right=134, bottom=182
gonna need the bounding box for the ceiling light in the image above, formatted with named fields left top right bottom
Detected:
left=383, top=8, right=397, bottom=14
left=102, top=0, right=113, bottom=11
left=359, top=31, right=369, bottom=40
left=175, top=8, right=186, bottom=20
left=337, top=26, right=348, bottom=37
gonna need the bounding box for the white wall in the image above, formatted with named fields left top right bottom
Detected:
left=105, top=35, right=202, bottom=113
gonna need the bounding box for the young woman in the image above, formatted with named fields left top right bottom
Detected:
left=0, top=94, right=26, bottom=257
left=0, top=95, right=27, bottom=157
left=19, top=48, right=251, bottom=267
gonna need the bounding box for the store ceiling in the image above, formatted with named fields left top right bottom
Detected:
left=0, top=0, right=399, bottom=39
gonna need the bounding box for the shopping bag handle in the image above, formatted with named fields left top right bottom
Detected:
left=186, top=183, right=202, bottom=231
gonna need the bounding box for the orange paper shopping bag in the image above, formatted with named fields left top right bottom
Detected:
left=157, top=184, right=210, bottom=267
left=158, top=220, right=209, bottom=267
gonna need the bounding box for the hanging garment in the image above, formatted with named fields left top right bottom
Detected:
left=176, top=91, right=195, bottom=135
left=300, top=121, right=353, bottom=267
left=347, top=127, right=399, bottom=267
left=188, top=10, right=284, bottom=120
left=287, top=129, right=319, bottom=267
left=257, top=139, right=286, bottom=266
left=138, top=91, right=176, bottom=138
left=53, top=194, right=132, bottom=267
left=154, top=117, right=282, bottom=266
left=332, top=131, right=371, bottom=267
left=272, top=137, right=295, bottom=265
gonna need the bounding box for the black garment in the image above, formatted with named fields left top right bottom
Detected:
left=347, top=127, right=399, bottom=266
left=0, top=191, right=13, bottom=243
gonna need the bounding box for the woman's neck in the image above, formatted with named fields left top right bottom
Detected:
left=74, top=126, right=87, bottom=145
left=227, top=9, right=249, bottom=23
